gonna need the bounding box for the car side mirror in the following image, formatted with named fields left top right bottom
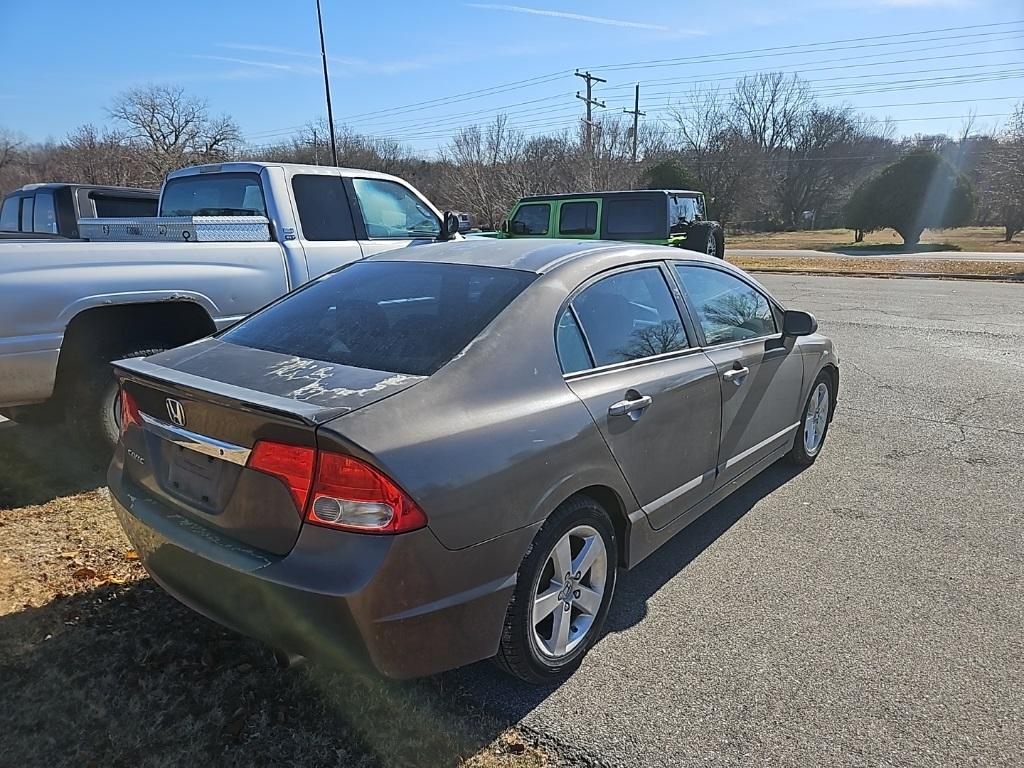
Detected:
left=441, top=211, right=460, bottom=241
left=782, top=309, right=818, bottom=337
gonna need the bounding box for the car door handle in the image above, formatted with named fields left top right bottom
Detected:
left=722, top=366, right=750, bottom=383
left=608, top=394, right=653, bottom=416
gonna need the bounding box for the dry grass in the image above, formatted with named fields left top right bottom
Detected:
left=727, top=253, right=1024, bottom=280
left=726, top=226, right=1022, bottom=253
left=0, top=423, right=560, bottom=768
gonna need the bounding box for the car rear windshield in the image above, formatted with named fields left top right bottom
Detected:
left=159, top=172, right=266, bottom=217
left=220, top=261, right=535, bottom=376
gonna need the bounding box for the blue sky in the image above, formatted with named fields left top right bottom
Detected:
left=1, top=0, right=1021, bottom=155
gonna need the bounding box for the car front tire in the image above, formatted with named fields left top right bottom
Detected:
left=788, top=370, right=834, bottom=466
left=493, top=495, right=617, bottom=683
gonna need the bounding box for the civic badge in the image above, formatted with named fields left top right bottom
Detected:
left=166, top=398, right=186, bottom=427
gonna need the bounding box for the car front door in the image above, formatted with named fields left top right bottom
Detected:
left=348, top=177, right=442, bottom=257
left=559, top=264, right=722, bottom=530
left=673, top=263, right=804, bottom=488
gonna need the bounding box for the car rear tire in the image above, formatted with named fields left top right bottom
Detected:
left=493, top=495, right=617, bottom=683
left=787, top=371, right=833, bottom=466
left=69, top=345, right=166, bottom=455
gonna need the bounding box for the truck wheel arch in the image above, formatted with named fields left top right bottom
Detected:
left=54, top=299, right=217, bottom=390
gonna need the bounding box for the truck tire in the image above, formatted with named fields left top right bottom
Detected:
left=69, top=345, right=165, bottom=454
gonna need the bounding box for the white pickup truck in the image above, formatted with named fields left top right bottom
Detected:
left=0, top=161, right=460, bottom=448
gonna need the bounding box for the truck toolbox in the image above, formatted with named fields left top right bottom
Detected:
left=78, top=215, right=272, bottom=243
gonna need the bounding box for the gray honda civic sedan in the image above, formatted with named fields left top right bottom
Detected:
left=109, top=239, right=838, bottom=683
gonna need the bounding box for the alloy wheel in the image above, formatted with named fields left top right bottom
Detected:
left=803, top=382, right=830, bottom=456
left=531, top=524, right=608, bottom=659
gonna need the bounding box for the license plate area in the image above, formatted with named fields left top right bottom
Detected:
left=166, top=444, right=224, bottom=511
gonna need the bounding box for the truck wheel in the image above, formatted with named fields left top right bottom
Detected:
left=70, top=345, right=165, bottom=454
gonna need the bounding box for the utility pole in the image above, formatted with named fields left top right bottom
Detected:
left=316, top=0, right=338, bottom=166
left=575, top=70, right=606, bottom=162
left=623, top=83, right=645, bottom=165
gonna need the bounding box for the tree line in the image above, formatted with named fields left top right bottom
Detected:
left=1, top=76, right=1021, bottom=242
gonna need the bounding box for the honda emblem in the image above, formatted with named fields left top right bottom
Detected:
left=165, top=398, right=186, bottom=427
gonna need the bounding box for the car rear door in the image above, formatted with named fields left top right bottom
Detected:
left=559, top=263, right=722, bottom=530
left=672, top=263, right=804, bottom=488
left=290, top=172, right=365, bottom=279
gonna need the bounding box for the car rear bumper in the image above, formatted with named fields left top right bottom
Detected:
left=108, top=450, right=536, bottom=678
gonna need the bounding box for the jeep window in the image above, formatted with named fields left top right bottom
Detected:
left=669, top=196, right=702, bottom=234
left=510, top=203, right=550, bottom=235
left=603, top=198, right=662, bottom=239
left=352, top=178, right=440, bottom=239
left=0, top=196, right=19, bottom=231
left=32, top=192, right=57, bottom=234
left=558, top=201, right=598, bottom=236
left=160, top=172, right=267, bottom=217
left=293, top=175, right=356, bottom=241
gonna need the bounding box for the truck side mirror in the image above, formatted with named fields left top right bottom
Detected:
left=782, top=309, right=817, bottom=337
left=441, top=211, right=460, bottom=241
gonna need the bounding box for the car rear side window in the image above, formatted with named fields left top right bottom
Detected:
left=510, top=203, right=550, bottom=235
left=569, top=267, right=688, bottom=369
left=603, top=198, right=663, bottom=239
left=221, top=261, right=535, bottom=377
left=556, top=309, right=592, bottom=374
left=674, top=265, right=776, bottom=345
left=558, top=201, right=597, bottom=235
left=0, top=196, right=20, bottom=231
left=19, top=196, right=33, bottom=233
left=292, top=175, right=356, bottom=241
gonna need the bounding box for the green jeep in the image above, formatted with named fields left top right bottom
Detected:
left=496, top=190, right=725, bottom=258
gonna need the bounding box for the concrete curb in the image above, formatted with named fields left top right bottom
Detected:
left=743, top=268, right=1024, bottom=283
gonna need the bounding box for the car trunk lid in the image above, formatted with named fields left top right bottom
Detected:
left=114, top=344, right=423, bottom=555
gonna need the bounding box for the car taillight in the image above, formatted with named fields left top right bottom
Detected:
left=119, top=387, right=142, bottom=439
left=307, top=452, right=427, bottom=534
left=248, top=441, right=316, bottom=511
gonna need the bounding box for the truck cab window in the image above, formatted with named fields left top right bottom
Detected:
left=292, top=175, right=356, bottom=241
left=351, top=178, right=440, bottom=239
left=33, top=192, right=57, bottom=234
left=0, top=196, right=19, bottom=231
left=160, top=173, right=267, bottom=217
left=20, top=196, right=34, bottom=233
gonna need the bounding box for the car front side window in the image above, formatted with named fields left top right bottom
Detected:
left=674, top=265, right=777, bottom=345
left=351, top=178, right=440, bottom=240
left=510, top=204, right=551, bottom=235
left=568, top=267, right=688, bottom=369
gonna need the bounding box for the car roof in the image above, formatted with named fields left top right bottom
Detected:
left=165, top=162, right=408, bottom=184
left=369, top=238, right=728, bottom=275
left=517, top=189, right=702, bottom=203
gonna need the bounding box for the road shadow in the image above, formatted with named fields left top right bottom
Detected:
left=0, top=420, right=106, bottom=508
left=449, top=461, right=807, bottom=722
left=830, top=243, right=957, bottom=255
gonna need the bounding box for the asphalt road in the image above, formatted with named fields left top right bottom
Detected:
left=728, top=248, right=1024, bottom=262
left=456, top=275, right=1024, bottom=767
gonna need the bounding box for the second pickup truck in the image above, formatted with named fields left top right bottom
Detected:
left=0, top=161, right=459, bottom=448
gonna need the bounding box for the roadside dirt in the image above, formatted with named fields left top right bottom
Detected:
left=727, top=253, right=1024, bottom=279
left=0, top=422, right=562, bottom=768
left=725, top=226, right=1022, bottom=253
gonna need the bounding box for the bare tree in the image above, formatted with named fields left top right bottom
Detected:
left=980, top=103, right=1024, bottom=241
left=730, top=73, right=813, bottom=156
left=108, top=85, right=241, bottom=183
left=0, top=128, right=21, bottom=173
